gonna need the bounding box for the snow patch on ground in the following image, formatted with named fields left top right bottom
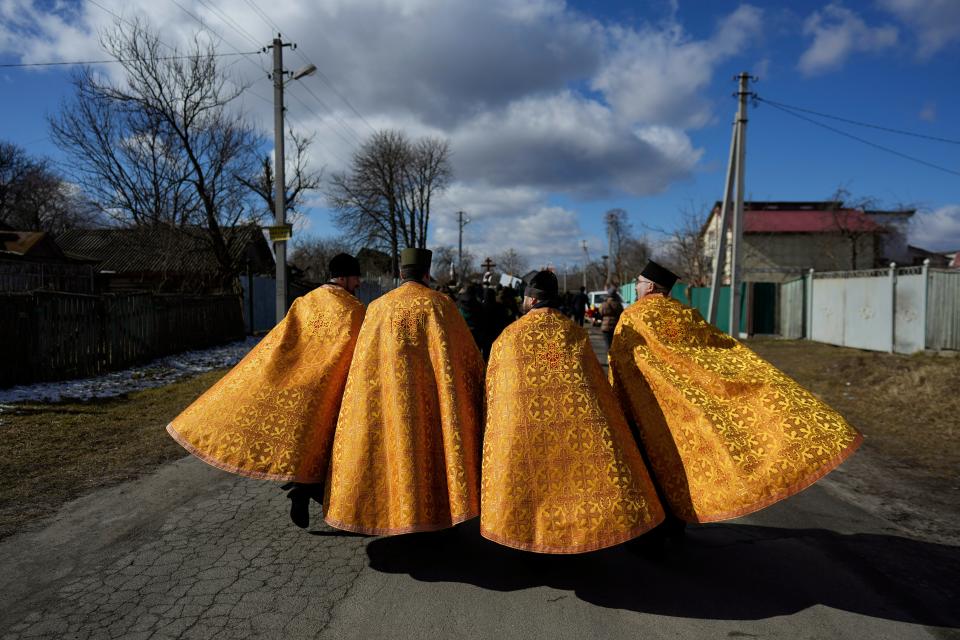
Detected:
left=0, top=337, right=260, bottom=406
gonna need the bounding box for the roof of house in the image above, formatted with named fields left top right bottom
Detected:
left=56, top=225, right=274, bottom=275
left=0, top=230, right=76, bottom=261
left=744, top=209, right=883, bottom=233
left=707, top=201, right=884, bottom=234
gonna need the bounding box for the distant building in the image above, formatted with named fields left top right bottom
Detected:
left=56, top=225, right=274, bottom=293
left=702, top=201, right=891, bottom=283
left=0, top=227, right=97, bottom=293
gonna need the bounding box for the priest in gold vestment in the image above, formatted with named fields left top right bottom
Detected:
left=167, top=253, right=366, bottom=489
left=324, top=248, right=486, bottom=535
left=609, top=261, right=863, bottom=524
left=481, top=271, right=665, bottom=553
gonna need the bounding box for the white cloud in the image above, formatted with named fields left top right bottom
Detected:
left=876, top=0, right=960, bottom=58
left=798, top=3, right=898, bottom=75
left=1, top=0, right=762, bottom=268
left=911, top=205, right=960, bottom=251
left=431, top=184, right=604, bottom=266
left=910, top=205, right=960, bottom=252
left=591, top=4, right=762, bottom=128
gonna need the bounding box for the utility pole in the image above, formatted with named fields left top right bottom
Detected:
left=729, top=71, right=752, bottom=339
left=457, top=210, right=469, bottom=282
left=270, top=36, right=291, bottom=325
left=265, top=36, right=315, bottom=325
left=581, top=240, right=589, bottom=289
left=707, top=72, right=753, bottom=337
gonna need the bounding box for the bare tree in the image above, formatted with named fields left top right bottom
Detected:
left=826, top=187, right=881, bottom=270
left=329, top=129, right=451, bottom=275
left=49, top=20, right=262, bottom=283
left=289, top=235, right=352, bottom=283
left=0, top=141, right=100, bottom=232
left=237, top=129, right=323, bottom=229
left=399, top=137, right=450, bottom=250
left=655, top=204, right=711, bottom=286
left=430, top=245, right=457, bottom=285
left=496, top=248, right=527, bottom=276
left=604, top=208, right=628, bottom=286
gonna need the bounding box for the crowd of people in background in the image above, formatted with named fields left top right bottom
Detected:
left=437, top=278, right=626, bottom=358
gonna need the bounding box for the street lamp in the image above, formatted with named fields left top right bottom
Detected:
left=291, top=63, right=316, bottom=81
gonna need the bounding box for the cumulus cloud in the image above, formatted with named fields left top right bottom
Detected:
left=877, top=0, right=960, bottom=58
left=591, top=4, right=762, bottom=128
left=798, top=4, right=898, bottom=75
left=0, top=0, right=761, bottom=265
left=911, top=205, right=960, bottom=252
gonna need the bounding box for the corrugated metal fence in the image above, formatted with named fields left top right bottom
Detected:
left=928, top=269, right=960, bottom=351
left=0, top=292, right=244, bottom=388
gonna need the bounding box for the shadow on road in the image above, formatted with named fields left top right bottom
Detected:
left=366, top=519, right=959, bottom=628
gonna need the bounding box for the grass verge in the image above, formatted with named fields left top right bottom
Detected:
left=0, top=369, right=227, bottom=540
left=748, top=338, right=960, bottom=483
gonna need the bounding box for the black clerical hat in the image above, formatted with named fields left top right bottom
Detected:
left=640, top=260, right=679, bottom=290
left=400, top=248, right=432, bottom=270
left=525, top=270, right=559, bottom=300
left=329, top=253, right=361, bottom=278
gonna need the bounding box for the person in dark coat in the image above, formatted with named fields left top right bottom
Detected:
left=572, top=286, right=589, bottom=327
left=600, top=289, right=624, bottom=348
left=457, top=283, right=485, bottom=351
left=480, top=287, right=508, bottom=360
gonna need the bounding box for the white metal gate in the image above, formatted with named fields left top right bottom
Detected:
left=810, top=267, right=895, bottom=352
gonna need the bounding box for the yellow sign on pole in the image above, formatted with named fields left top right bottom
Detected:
left=266, top=224, right=293, bottom=242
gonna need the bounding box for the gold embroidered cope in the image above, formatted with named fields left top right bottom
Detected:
left=167, top=285, right=365, bottom=482
left=482, top=308, right=665, bottom=553
left=608, top=295, right=863, bottom=523
left=324, top=282, right=485, bottom=535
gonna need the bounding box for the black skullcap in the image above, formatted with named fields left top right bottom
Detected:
left=329, top=253, right=361, bottom=278
left=524, top=270, right=559, bottom=300
left=640, top=260, right=679, bottom=290
left=400, top=248, right=432, bottom=270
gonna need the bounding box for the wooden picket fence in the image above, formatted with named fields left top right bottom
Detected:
left=0, top=291, right=244, bottom=388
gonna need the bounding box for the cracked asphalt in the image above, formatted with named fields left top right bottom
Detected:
left=1, top=331, right=957, bottom=639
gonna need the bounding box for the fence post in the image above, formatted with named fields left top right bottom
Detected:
left=921, top=258, right=930, bottom=351
left=805, top=268, right=814, bottom=340
left=888, top=262, right=896, bottom=353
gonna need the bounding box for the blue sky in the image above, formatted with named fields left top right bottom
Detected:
left=2, top=0, right=959, bottom=265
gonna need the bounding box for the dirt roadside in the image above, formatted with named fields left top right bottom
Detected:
left=748, top=338, right=960, bottom=545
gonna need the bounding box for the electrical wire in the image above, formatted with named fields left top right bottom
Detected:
left=759, top=98, right=960, bottom=178
left=242, top=0, right=378, bottom=134
left=755, top=96, right=960, bottom=145
left=84, top=0, right=273, bottom=108
left=1, top=51, right=259, bottom=68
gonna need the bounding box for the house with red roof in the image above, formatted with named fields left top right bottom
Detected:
left=701, top=201, right=911, bottom=283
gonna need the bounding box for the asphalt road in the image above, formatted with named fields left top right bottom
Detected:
left=1, top=329, right=957, bottom=639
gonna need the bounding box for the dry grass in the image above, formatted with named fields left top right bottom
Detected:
left=0, top=369, right=227, bottom=540
left=747, top=338, right=960, bottom=483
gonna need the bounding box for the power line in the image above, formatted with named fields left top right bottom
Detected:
left=84, top=0, right=273, bottom=108
left=755, top=96, right=960, bottom=145
left=194, top=0, right=264, bottom=52
left=0, top=51, right=259, bottom=68
left=759, top=99, right=960, bottom=178
left=241, top=0, right=378, bottom=135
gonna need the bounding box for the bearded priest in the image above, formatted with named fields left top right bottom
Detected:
left=324, top=248, right=486, bottom=535
left=608, top=260, right=863, bottom=526
left=481, top=270, right=665, bottom=553
left=167, top=253, right=366, bottom=526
